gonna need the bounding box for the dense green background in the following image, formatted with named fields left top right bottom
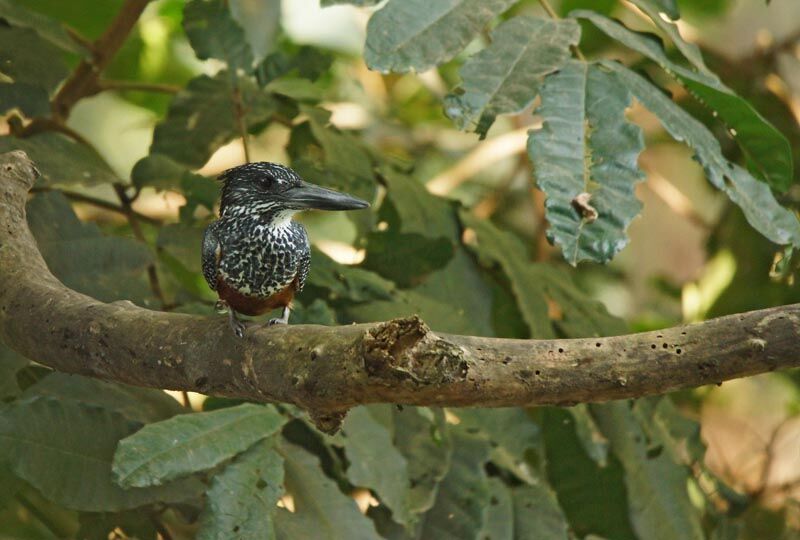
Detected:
left=1, top=0, right=800, bottom=538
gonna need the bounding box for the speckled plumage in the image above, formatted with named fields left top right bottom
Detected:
left=202, top=162, right=368, bottom=335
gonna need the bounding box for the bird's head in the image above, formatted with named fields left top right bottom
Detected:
left=218, top=162, right=369, bottom=220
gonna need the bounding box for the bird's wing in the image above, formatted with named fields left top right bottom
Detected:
left=201, top=222, right=222, bottom=291
left=297, top=234, right=311, bottom=293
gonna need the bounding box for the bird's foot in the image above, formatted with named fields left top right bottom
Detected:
left=268, top=306, right=291, bottom=326
left=227, top=309, right=247, bottom=338
left=215, top=300, right=229, bottom=314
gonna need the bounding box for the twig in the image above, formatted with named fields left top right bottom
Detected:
left=15, top=493, right=71, bottom=539
left=52, top=0, right=153, bottom=121
left=98, top=80, right=181, bottom=94
left=30, top=187, right=161, bottom=225
left=113, top=184, right=167, bottom=308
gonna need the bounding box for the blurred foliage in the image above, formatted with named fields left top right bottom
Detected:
left=1, top=0, right=799, bottom=538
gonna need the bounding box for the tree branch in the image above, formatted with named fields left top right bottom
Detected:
left=1, top=151, right=799, bottom=433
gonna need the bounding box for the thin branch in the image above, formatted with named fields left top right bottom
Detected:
left=52, top=0, right=153, bottom=121
left=113, top=184, right=167, bottom=309
left=2, top=151, right=800, bottom=434
left=30, top=187, right=162, bottom=225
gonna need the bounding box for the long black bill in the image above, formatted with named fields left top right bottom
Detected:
left=285, top=181, right=370, bottom=211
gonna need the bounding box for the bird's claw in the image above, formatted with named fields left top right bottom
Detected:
left=268, top=318, right=287, bottom=326
left=230, top=319, right=246, bottom=338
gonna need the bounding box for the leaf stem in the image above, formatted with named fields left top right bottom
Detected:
left=98, top=80, right=181, bottom=94
left=537, top=0, right=587, bottom=61
left=231, top=83, right=251, bottom=163
left=30, top=187, right=162, bottom=225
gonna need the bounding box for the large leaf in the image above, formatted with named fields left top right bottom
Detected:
left=342, top=406, right=414, bottom=527
left=512, top=483, right=571, bottom=540
left=392, top=407, right=452, bottom=518
left=27, top=192, right=154, bottom=303
left=0, top=396, right=201, bottom=512
left=528, top=60, right=645, bottom=265
left=307, top=247, right=395, bottom=304
left=275, top=441, right=381, bottom=540
left=625, top=0, right=706, bottom=72
left=0, top=133, right=119, bottom=186
left=230, top=0, right=280, bottom=65
left=0, top=0, right=84, bottom=53
left=197, top=438, right=285, bottom=540
left=364, top=0, right=518, bottom=73
left=183, top=0, right=253, bottom=72
left=113, top=403, right=286, bottom=488
left=603, top=61, right=800, bottom=248
left=416, top=430, right=491, bottom=540
left=591, top=401, right=705, bottom=540
left=542, top=408, right=637, bottom=540
left=574, top=11, right=793, bottom=192
left=459, top=211, right=626, bottom=338
left=0, top=25, right=68, bottom=91
left=22, top=372, right=185, bottom=425
left=150, top=72, right=276, bottom=169
left=445, top=16, right=580, bottom=137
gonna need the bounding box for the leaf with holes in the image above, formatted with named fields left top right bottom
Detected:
left=604, top=61, right=800, bottom=248
left=364, top=0, right=518, bottom=73
left=197, top=438, right=285, bottom=540
left=574, top=11, right=793, bottom=192
left=113, top=404, right=286, bottom=488
left=528, top=60, right=645, bottom=265
left=445, top=16, right=580, bottom=137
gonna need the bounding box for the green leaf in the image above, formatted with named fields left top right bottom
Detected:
left=150, top=72, right=276, bottom=169
left=266, top=78, right=325, bottom=101
left=0, top=344, right=28, bottom=400
left=459, top=211, right=626, bottom=338
left=131, top=153, right=187, bottom=191
left=183, top=0, right=253, bottom=71
left=0, top=0, right=84, bottom=53
left=0, top=82, right=49, bottom=117
left=416, top=430, right=491, bottom=540
left=568, top=404, right=609, bottom=466
left=512, top=483, right=571, bottom=540
left=0, top=25, right=68, bottom=91
left=528, top=60, right=646, bottom=265
left=275, top=441, right=381, bottom=540
left=445, top=16, right=580, bottom=137
left=307, top=247, right=395, bottom=304
left=625, top=0, right=705, bottom=72
left=26, top=192, right=154, bottom=303
left=0, top=133, right=120, bottom=186
left=22, top=372, right=185, bottom=425
left=480, top=478, right=513, bottom=540
left=113, top=403, right=286, bottom=488
left=364, top=0, right=518, bottom=73
left=574, top=11, right=794, bottom=192
left=542, top=408, right=637, bottom=540
left=392, top=407, right=452, bottom=517
left=591, top=401, right=705, bottom=540
left=292, top=106, right=376, bottom=202
left=603, top=61, right=800, bottom=248
left=0, top=396, right=202, bottom=512
left=342, top=406, right=414, bottom=527
left=197, top=438, right=285, bottom=540
left=27, top=192, right=152, bottom=303
left=230, top=0, right=281, bottom=65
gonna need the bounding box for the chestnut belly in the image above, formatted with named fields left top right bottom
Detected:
left=216, top=275, right=298, bottom=316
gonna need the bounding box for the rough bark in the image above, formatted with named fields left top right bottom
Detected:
left=1, top=151, right=798, bottom=432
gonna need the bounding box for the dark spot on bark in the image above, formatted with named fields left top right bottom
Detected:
left=558, top=348, right=564, bottom=353
left=676, top=348, right=682, bottom=354
left=518, top=370, right=533, bottom=378
left=596, top=342, right=601, bottom=347
left=291, top=376, right=300, bottom=386
left=662, top=343, right=668, bottom=349
left=502, top=356, right=512, bottom=364
left=535, top=370, right=541, bottom=376
left=194, top=376, right=208, bottom=388
left=651, top=344, right=657, bottom=349
left=310, top=350, right=318, bottom=361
